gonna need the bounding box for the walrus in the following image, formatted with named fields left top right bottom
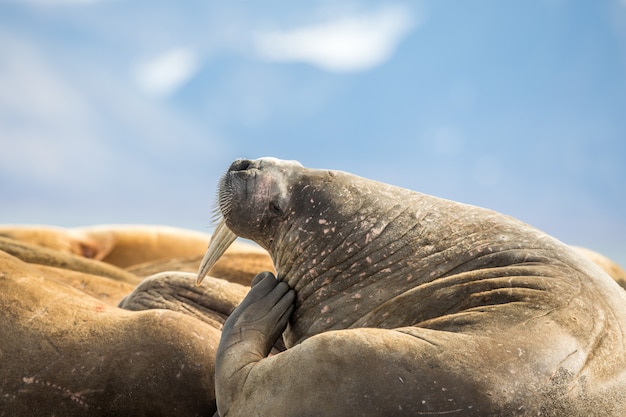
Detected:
left=0, top=223, right=274, bottom=416
left=0, top=248, right=262, bottom=416
left=198, top=157, right=626, bottom=417
left=30, top=263, right=136, bottom=306
left=0, top=224, right=260, bottom=269
left=0, top=235, right=139, bottom=284
left=0, top=225, right=106, bottom=259
left=572, top=246, right=626, bottom=290
left=0, top=250, right=219, bottom=416
left=119, top=271, right=249, bottom=329
left=0, top=224, right=274, bottom=294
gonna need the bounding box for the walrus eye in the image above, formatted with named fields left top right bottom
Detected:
left=269, top=201, right=283, bottom=216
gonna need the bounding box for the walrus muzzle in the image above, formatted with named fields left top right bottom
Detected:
left=197, top=157, right=303, bottom=286
left=196, top=219, right=237, bottom=285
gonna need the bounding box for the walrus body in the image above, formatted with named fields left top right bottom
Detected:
left=200, top=158, right=626, bottom=416
left=0, top=224, right=271, bottom=416
left=0, top=251, right=220, bottom=416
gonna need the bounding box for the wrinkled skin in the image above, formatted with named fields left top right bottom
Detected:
left=0, top=224, right=272, bottom=416
left=207, top=158, right=626, bottom=417
left=120, top=271, right=249, bottom=329
left=0, top=251, right=220, bottom=416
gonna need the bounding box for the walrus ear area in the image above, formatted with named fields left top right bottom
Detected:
left=267, top=188, right=290, bottom=220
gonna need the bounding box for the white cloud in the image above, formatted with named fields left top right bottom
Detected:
left=253, top=4, right=415, bottom=72
left=132, top=47, right=200, bottom=97
left=0, top=32, right=113, bottom=188
left=0, top=32, right=214, bottom=194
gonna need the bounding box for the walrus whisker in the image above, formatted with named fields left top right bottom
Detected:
left=196, top=219, right=238, bottom=285
left=210, top=173, right=231, bottom=222
left=210, top=200, right=224, bottom=225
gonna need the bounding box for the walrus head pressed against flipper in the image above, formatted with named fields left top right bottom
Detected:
left=200, top=157, right=626, bottom=417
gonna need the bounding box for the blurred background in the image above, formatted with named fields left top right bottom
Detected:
left=1, top=0, right=625, bottom=266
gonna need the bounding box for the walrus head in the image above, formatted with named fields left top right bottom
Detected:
left=197, top=157, right=382, bottom=287
left=198, top=157, right=445, bottom=344
left=197, top=157, right=305, bottom=284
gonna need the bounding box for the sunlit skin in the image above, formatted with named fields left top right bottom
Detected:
left=199, top=157, right=626, bottom=417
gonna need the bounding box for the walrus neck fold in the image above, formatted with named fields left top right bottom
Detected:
left=269, top=185, right=438, bottom=347
left=267, top=182, right=565, bottom=349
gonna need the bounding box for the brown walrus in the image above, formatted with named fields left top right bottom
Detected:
left=0, top=224, right=269, bottom=416
left=0, top=224, right=267, bottom=271
left=199, top=157, right=626, bottom=417
left=0, top=224, right=273, bottom=293
left=0, top=250, right=221, bottom=416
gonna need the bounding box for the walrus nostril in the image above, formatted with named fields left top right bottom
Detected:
left=229, top=159, right=253, bottom=172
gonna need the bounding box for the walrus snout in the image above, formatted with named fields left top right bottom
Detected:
left=228, top=159, right=253, bottom=172
left=226, top=158, right=272, bottom=174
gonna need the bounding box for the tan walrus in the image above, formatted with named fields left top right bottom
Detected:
left=0, top=224, right=272, bottom=415
left=0, top=250, right=224, bottom=416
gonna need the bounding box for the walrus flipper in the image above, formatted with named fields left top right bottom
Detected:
left=119, top=271, right=249, bottom=329
left=214, top=272, right=295, bottom=416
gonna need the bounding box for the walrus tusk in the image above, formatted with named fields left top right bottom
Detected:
left=196, top=219, right=238, bottom=285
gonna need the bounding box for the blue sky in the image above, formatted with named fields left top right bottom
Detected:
left=1, top=1, right=625, bottom=266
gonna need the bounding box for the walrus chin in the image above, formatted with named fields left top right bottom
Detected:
left=196, top=219, right=238, bottom=285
